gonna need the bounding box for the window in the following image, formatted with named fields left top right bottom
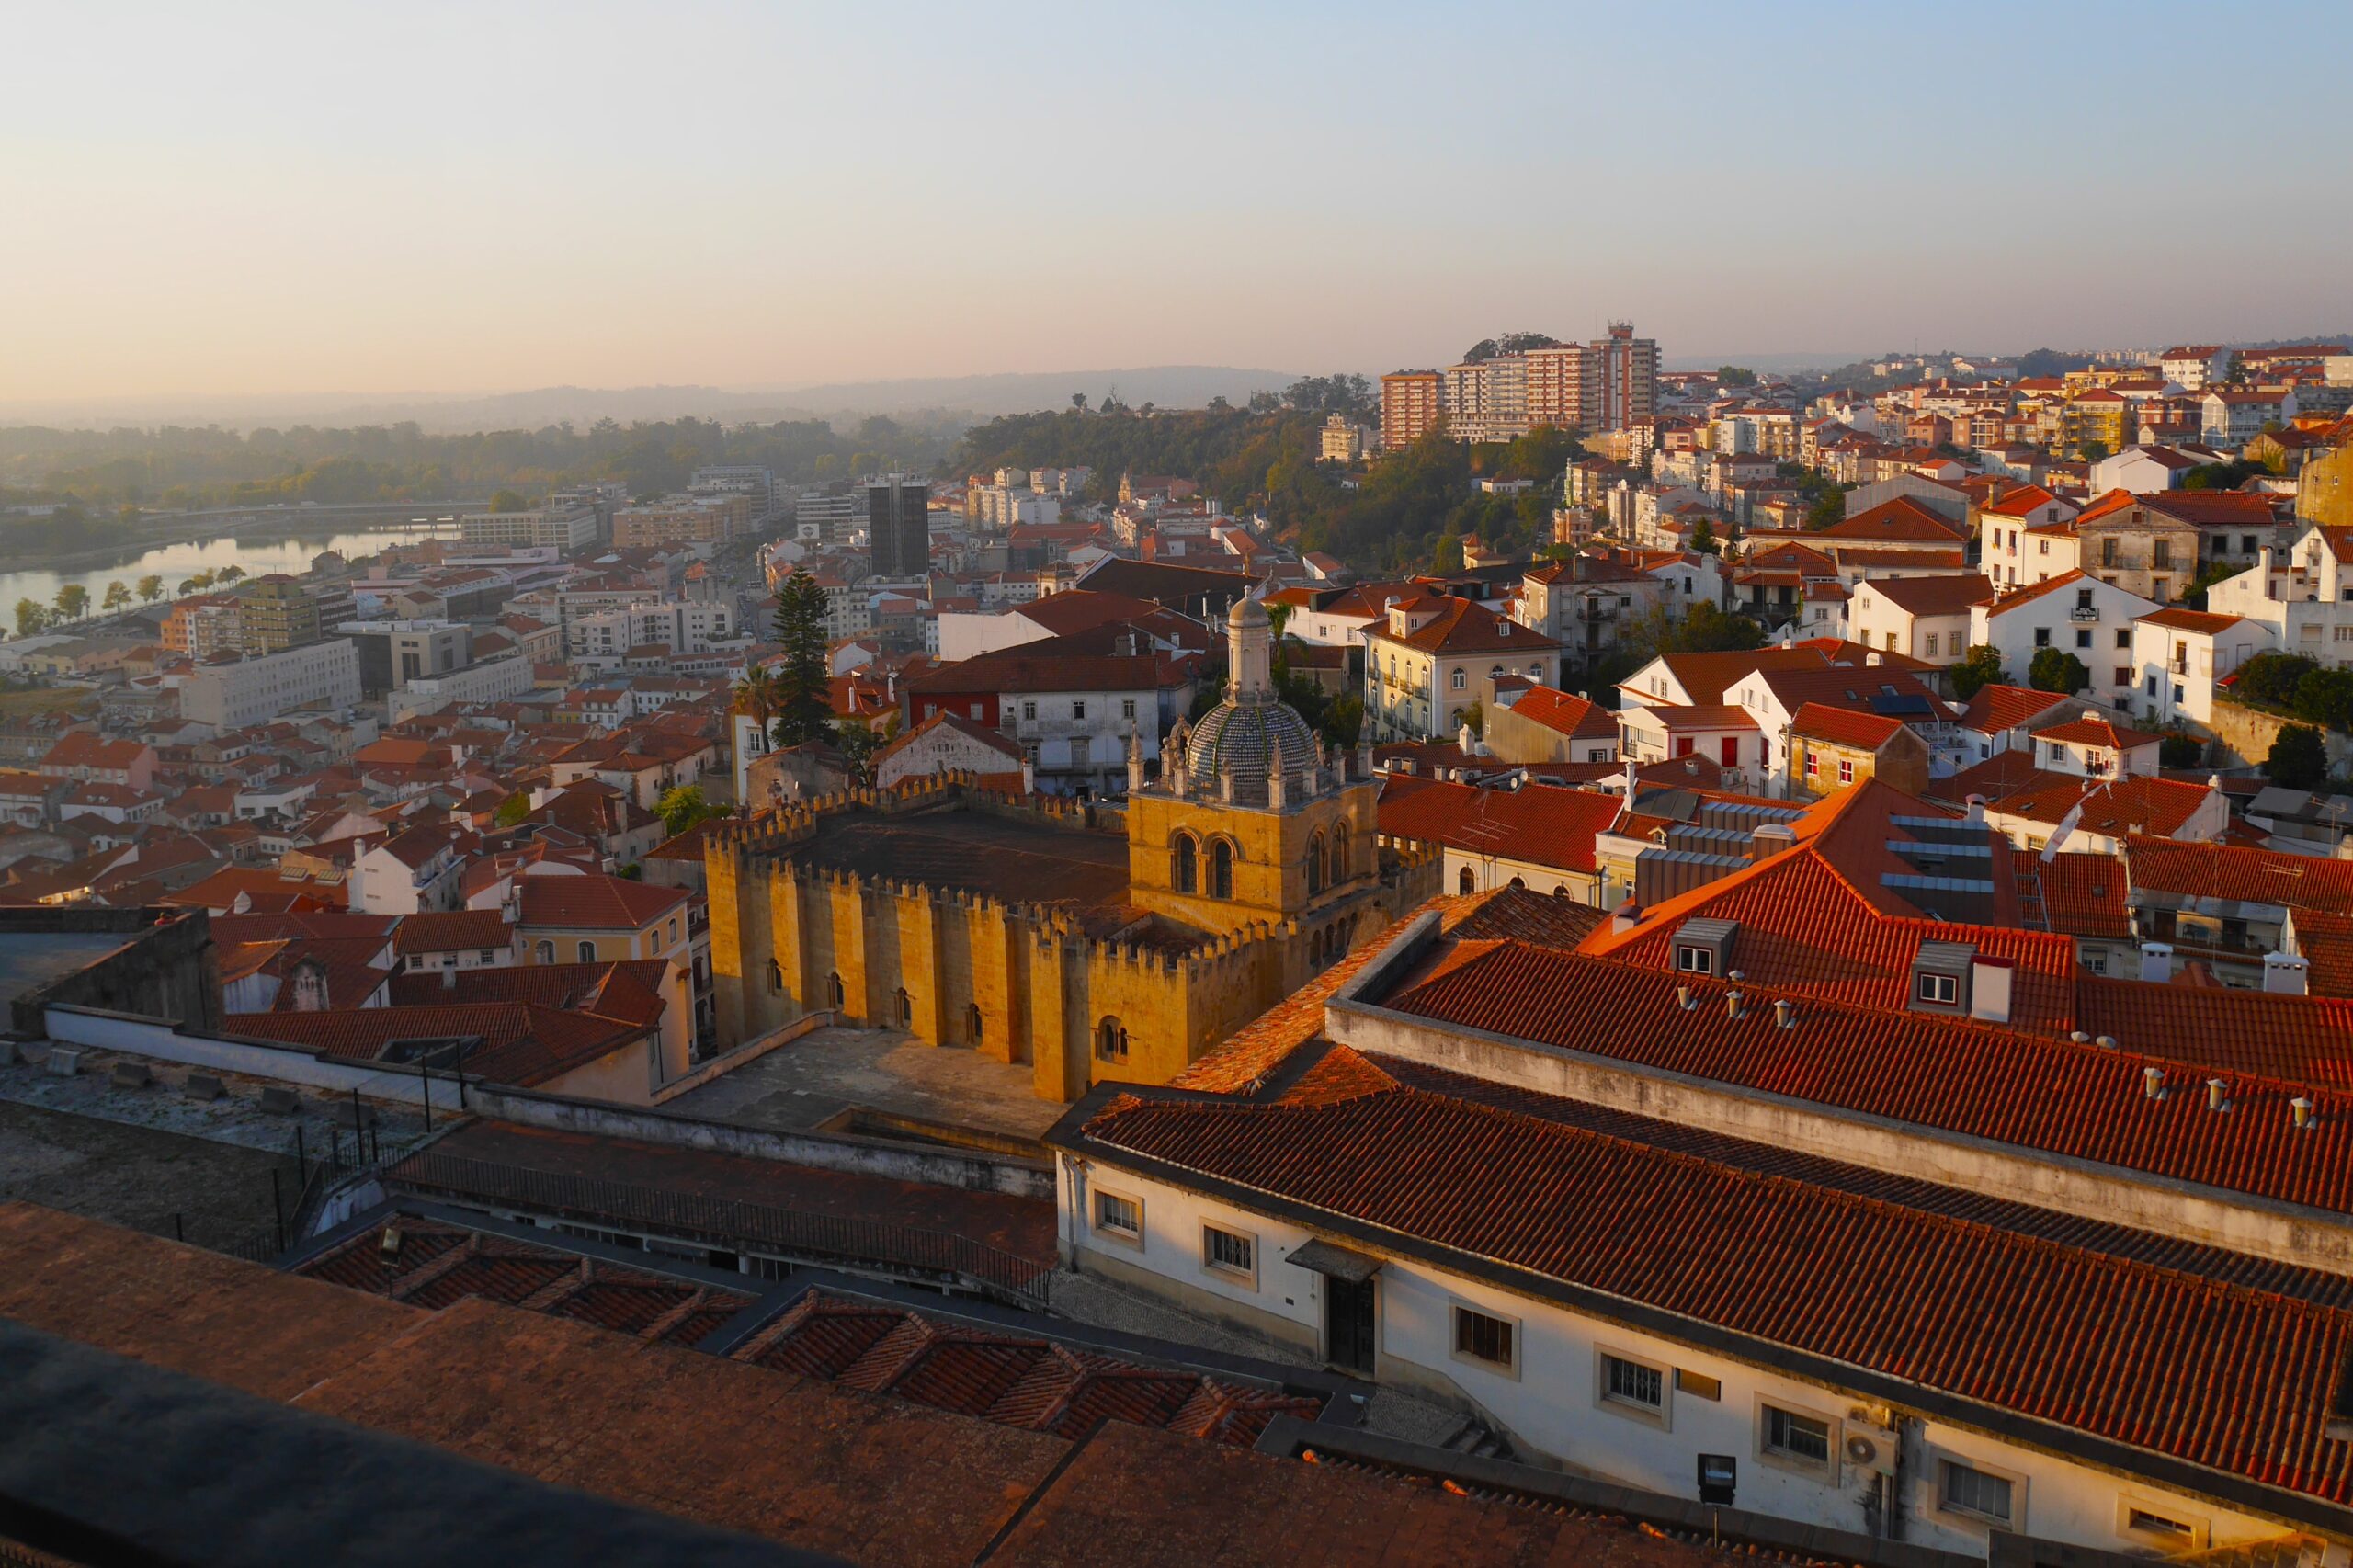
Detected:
left=1094, top=1190, right=1140, bottom=1238
left=965, top=1003, right=983, bottom=1045
left=2118, top=1499, right=2204, bottom=1549
left=1838, top=758, right=1854, bottom=784
left=2116, top=666, right=2131, bottom=687
left=1675, top=942, right=1714, bottom=974
left=2075, top=629, right=2092, bottom=649
left=825, top=972, right=845, bottom=1008
left=1203, top=1224, right=1255, bottom=1279
left=1459, top=866, right=1476, bottom=894
left=1171, top=832, right=1198, bottom=893
left=2033, top=627, right=2051, bottom=648
left=1762, top=1404, right=1833, bottom=1470
left=535, top=939, right=554, bottom=963
left=1096, top=1016, right=1129, bottom=1062
left=1022, top=699, right=1037, bottom=721
left=2114, top=628, right=2131, bottom=649
left=1924, top=633, right=1938, bottom=657
left=1330, top=824, right=1348, bottom=885
left=1449, top=669, right=1466, bottom=690
left=2241, top=534, right=2260, bottom=555
left=1804, top=750, right=1818, bottom=778
left=765, top=959, right=783, bottom=996
left=894, top=987, right=913, bottom=1026
left=1121, top=698, right=1136, bottom=720
left=1072, top=700, right=1086, bottom=720
left=1938, top=1459, right=2017, bottom=1527
left=1209, top=839, right=1233, bottom=899
left=1600, top=1353, right=1665, bottom=1414
left=2154, top=539, right=2172, bottom=569
left=1916, top=971, right=1960, bottom=1005
left=1069, top=735, right=1090, bottom=769
left=575, top=939, right=596, bottom=963
left=1675, top=1369, right=1722, bottom=1401
left=1451, top=1305, right=1516, bottom=1370
left=1306, top=831, right=1326, bottom=895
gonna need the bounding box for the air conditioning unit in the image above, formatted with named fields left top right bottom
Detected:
left=1844, top=1404, right=1898, bottom=1475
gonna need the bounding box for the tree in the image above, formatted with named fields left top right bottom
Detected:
left=656, top=785, right=722, bottom=838
left=488, top=488, right=529, bottom=514
left=2267, top=724, right=2330, bottom=791
left=52, top=585, right=88, bottom=622
left=494, top=792, right=534, bottom=827
left=768, top=568, right=835, bottom=746
left=1663, top=602, right=1767, bottom=655
left=1716, top=366, right=1759, bottom=388
left=216, top=565, right=244, bottom=585
left=2293, top=666, right=2353, bottom=733
left=1950, top=645, right=2008, bottom=702
left=1320, top=694, right=1364, bottom=749
left=2081, top=440, right=2110, bottom=464
left=2237, top=652, right=2320, bottom=710
left=13, top=599, right=49, bottom=639
left=1803, top=491, right=1845, bottom=530
left=731, top=671, right=779, bottom=736
left=136, top=574, right=164, bottom=603
left=1689, top=519, right=1720, bottom=556
left=1070, top=392, right=1088, bottom=413
left=2028, top=647, right=2090, bottom=695
left=101, top=580, right=131, bottom=613
left=835, top=716, right=897, bottom=787
left=176, top=578, right=200, bottom=597
left=2159, top=732, right=2204, bottom=768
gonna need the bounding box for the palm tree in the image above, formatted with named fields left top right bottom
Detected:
left=732, top=670, right=780, bottom=733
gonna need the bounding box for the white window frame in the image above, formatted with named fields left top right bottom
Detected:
left=1448, top=1301, right=1521, bottom=1380
left=1916, top=971, right=1960, bottom=1006
left=1594, top=1346, right=1671, bottom=1430
left=1200, top=1222, right=1257, bottom=1287
left=1934, top=1452, right=2027, bottom=1532
left=2113, top=1494, right=2208, bottom=1551
left=1092, top=1187, right=1142, bottom=1247
left=1755, top=1397, right=1840, bottom=1482
left=1674, top=943, right=1714, bottom=975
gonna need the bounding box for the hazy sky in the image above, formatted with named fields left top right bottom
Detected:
left=6, top=1, right=2350, bottom=405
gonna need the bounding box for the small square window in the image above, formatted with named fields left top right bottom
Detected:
left=1094, top=1191, right=1140, bottom=1238
left=1203, top=1224, right=1255, bottom=1279
left=1601, top=1353, right=1664, bottom=1412
left=2114, top=628, right=2131, bottom=649
left=1451, top=1305, right=1516, bottom=1370
left=1675, top=944, right=1714, bottom=974
left=1916, top=971, right=1960, bottom=1006
left=1762, top=1404, right=1833, bottom=1471
left=1838, top=758, right=1854, bottom=784
left=2075, top=629, right=2092, bottom=650
left=1938, top=1459, right=2017, bottom=1527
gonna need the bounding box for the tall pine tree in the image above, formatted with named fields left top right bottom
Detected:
left=768, top=567, right=835, bottom=746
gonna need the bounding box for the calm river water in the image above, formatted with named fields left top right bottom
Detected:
left=0, top=526, right=453, bottom=612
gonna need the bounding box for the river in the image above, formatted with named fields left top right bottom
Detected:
left=0, top=526, right=455, bottom=615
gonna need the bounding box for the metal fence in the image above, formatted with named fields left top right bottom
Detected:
left=390, top=1150, right=1051, bottom=1310
left=166, top=1113, right=417, bottom=1266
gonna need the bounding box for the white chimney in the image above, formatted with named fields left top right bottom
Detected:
left=2139, top=941, right=2174, bottom=984
left=1611, top=902, right=1644, bottom=937
left=2294, top=1097, right=2316, bottom=1131
left=1969, top=956, right=2015, bottom=1024
left=2265, top=950, right=2312, bottom=995
left=1965, top=794, right=1988, bottom=824
left=1773, top=998, right=1798, bottom=1029
left=2206, top=1078, right=2230, bottom=1113
left=1019, top=756, right=1035, bottom=794
left=2143, top=1065, right=2165, bottom=1099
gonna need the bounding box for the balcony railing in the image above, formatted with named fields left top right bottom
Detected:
left=2068, top=606, right=2101, bottom=622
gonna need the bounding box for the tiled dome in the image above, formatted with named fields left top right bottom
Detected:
left=1187, top=696, right=1318, bottom=804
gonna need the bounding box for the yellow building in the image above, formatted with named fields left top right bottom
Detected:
left=707, top=599, right=1437, bottom=1100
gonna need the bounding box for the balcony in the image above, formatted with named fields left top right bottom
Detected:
left=2068, top=606, right=2101, bottom=622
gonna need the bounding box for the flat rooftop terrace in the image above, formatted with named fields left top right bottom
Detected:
left=0, top=931, right=133, bottom=1000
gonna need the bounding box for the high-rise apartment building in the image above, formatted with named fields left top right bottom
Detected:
left=460, top=504, right=601, bottom=552
left=234, top=575, right=324, bottom=654
left=866, top=473, right=931, bottom=578
left=1380, top=370, right=1445, bottom=450
left=688, top=465, right=779, bottom=518
left=612, top=492, right=754, bottom=550
left=1592, top=321, right=1659, bottom=433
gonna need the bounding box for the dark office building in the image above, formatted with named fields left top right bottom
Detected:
left=866, top=473, right=931, bottom=578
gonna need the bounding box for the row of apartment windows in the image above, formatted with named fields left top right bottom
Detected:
left=1012, top=698, right=1139, bottom=722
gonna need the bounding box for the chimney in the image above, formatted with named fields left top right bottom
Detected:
left=1772, top=998, right=1797, bottom=1029
left=2264, top=950, right=2312, bottom=995
left=1611, top=902, right=1644, bottom=937
left=1724, top=989, right=1745, bottom=1021
left=1968, top=956, right=2014, bottom=1024
left=1676, top=983, right=1694, bottom=1010
left=1020, top=756, right=1035, bottom=795
left=2139, top=940, right=2174, bottom=984
left=2206, top=1078, right=2230, bottom=1113
left=2294, top=1096, right=2316, bottom=1131
left=1965, top=794, right=1988, bottom=824
left=2143, top=1065, right=2165, bottom=1100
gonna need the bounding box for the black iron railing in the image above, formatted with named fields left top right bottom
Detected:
left=389, top=1151, right=1051, bottom=1310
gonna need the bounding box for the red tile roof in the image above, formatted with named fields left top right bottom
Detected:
left=1956, top=684, right=2071, bottom=734
left=1991, top=774, right=2214, bottom=840
left=1787, top=703, right=1906, bottom=750
left=226, top=999, right=648, bottom=1086
left=1063, top=1061, right=2353, bottom=1516
left=1500, top=686, right=1619, bottom=743
left=1822, top=496, right=1967, bottom=542
left=1377, top=776, right=1622, bottom=876
left=1855, top=574, right=1992, bottom=617
left=1377, top=597, right=1563, bottom=656
left=2035, top=852, right=2132, bottom=940
left=2124, top=837, right=2353, bottom=916
left=516, top=872, right=688, bottom=931
left=2034, top=715, right=2162, bottom=750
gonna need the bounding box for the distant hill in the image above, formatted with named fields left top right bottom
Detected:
left=761, top=365, right=1306, bottom=420
left=0, top=366, right=1309, bottom=434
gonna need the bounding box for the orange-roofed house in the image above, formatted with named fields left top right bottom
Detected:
left=2131, top=607, right=2273, bottom=726
left=1377, top=773, right=1622, bottom=903
left=1790, top=703, right=1929, bottom=797
left=513, top=870, right=704, bottom=1057
left=1843, top=574, right=1992, bottom=666
left=38, top=733, right=156, bottom=792
left=1482, top=686, right=1621, bottom=767
left=1363, top=595, right=1563, bottom=742
left=2018, top=710, right=2164, bottom=780
left=1968, top=572, right=2161, bottom=709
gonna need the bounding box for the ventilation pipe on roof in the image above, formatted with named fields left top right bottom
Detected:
left=1966, top=794, right=1988, bottom=825
left=2069, top=1030, right=2089, bottom=1043
left=1676, top=983, right=1694, bottom=1011
left=2294, top=1097, right=2316, bottom=1131
left=2096, top=1035, right=2118, bottom=1050
left=2143, top=1065, right=2165, bottom=1100
left=2206, top=1078, right=2230, bottom=1113
left=1725, top=989, right=1745, bottom=1021
left=2264, top=950, right=2312, bottom=996
left=1773, top=998, right=1798, bottom=1029
left=2139, top=941, right=2174, bottom=984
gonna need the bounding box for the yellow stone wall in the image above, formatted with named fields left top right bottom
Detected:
left=1125, top=779, right=1380, bottom=932
left=704, top=774, right=1437, bottom=1103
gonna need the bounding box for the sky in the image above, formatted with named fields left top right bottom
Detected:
left=5, top=0, right=2350, bottom=408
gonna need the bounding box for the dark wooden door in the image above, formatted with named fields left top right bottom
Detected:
left=1325, top=1276, right=1376, bottom=1373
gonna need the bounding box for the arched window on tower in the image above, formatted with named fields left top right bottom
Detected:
left=894, top=987, right=913, bottom=1026
left=1171, top=832, right=1199, bottom=894
left=1097, top=1017, right=1129, bottom=1062
left=1306, top=830, right=1326, bottom=896
left=825, top=972, right=845, bottom=1009
left=1209, top=838, right=1235, bottom=900
left=765, top=959, right=783, bottom=996
left=1330, top=823, right=1349, bottom=885
left=966, top=1004, right=984, bottom=1046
